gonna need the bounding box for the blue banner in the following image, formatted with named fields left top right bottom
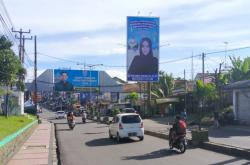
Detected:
left=127, top=16, right=159, bottom=82
left=54, top=69, right=99, bottom=91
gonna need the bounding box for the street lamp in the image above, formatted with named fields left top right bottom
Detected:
left=224, top=41, right=228, bottom=69
left=86, top=64, right=103, bottom=103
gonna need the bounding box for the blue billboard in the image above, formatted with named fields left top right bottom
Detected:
left=127, top=16, right=159, bottom=82
left=54, top=69, right=99, bottom=91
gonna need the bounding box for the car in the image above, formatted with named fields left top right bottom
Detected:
left=121, top=108, right=137, bottom=113
left=108, top=113, right=144, bottom=142
left=55, top=111, right=66, bottom=119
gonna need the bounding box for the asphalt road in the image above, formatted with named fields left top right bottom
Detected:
left=53, top=117, right=250, bottom=165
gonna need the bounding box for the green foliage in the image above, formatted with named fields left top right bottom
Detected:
left=194, top=80, right=218, bottom=108
left=0, top=36, right=26, bottom=90
left=200, top=116, right=213, bottom=126
left=228, top=56, right=250, bottom=82
left=0, top=49, right=21, bottom=86
left=126, top=92, right=139, bottom=106
left=0, top=115, right=36, bottom=140
left=0, top=36, right=12, bottom=49
left=111, top=108, right=120, bottom=117
left=151, top=71, right=174, bottom=98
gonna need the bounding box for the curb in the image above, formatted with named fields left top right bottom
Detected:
left=0, top=120, right=38, bottom=165
left=54, top=123, right=61, bottom=165
left=0, top=120, right=38, bottom=148
left=49, top=122, right=58, bottom=165
left=200, top=141, right=250, bottom=160
left=144, top=130, right=250, bottom=160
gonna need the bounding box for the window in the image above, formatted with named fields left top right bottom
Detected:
left=122, top=115, right=141, bottom=123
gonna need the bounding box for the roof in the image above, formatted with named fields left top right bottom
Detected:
left=123, top=83, right=140, bottom=93
left=113, top=77, right=126, bottom=84
left=194, top=73, right=216, bottom=84
left=224, top=80, right=250, bottom=90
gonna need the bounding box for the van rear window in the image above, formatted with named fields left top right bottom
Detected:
left=122, top=115, right=141, bottom=123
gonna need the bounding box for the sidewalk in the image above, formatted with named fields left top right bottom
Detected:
left=143, top=116, right=250, bottom=158
left=7, top=120, right=57, bottom=165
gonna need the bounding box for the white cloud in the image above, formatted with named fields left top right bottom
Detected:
left=4, top=0, right=250, bottom=79
left=25, top=67, right=45, bottom=82
left=105, top=69, right=126, bottom=81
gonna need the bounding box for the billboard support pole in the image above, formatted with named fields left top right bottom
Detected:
left=147, top=82, right=151, bottom=116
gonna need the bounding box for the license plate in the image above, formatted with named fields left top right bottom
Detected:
left=128, top=132, right=137, bottom=136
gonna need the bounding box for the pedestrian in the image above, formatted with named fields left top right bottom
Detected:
left=181, top=109, right=187, bottom=122
left=213, top=111, right=220, bottom=128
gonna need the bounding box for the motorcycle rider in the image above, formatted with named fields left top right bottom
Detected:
left=82, top=110, right=87, bottom=122
left=169, top=115, right=187, bottom=145
left=67, top=111, right=75, bottom=123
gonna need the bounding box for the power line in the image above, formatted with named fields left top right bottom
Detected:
left=160, top=54, right=202, bottom=64
left=35, top=46, right=250, bottom=71
left=205, top=46, right=250, bottom=56
left=0, top=0, right=14, bottom=28
left=38, top=53, right=78, bottom=63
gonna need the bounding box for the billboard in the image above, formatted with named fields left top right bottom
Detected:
left=127, top=16, right=159, bottom=82
left=54, top=69, right=99, bottom=91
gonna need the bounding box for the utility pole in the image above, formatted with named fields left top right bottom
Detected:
left=191, top=51, right=194, bottom=82
left=34, top=35, right=37, bottom=111
left=201, top=53, right=205, bottom=112
left=202, top=53, right=205, bottom=85
left=21, top=35, right=33, bottom=63
left=218, top=62, right=223, bottom=110
left=12, top=28, right=31, bottom=62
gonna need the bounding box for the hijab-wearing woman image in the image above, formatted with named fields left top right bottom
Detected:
left=128, top=37, right=158, bottom=75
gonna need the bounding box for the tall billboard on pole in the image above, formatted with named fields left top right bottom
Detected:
left=127, top=16, right=159, bottom=82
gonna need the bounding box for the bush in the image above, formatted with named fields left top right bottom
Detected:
left=200, top=116, right=213, bottom=126
left=112, top=108, right=120, bottom=117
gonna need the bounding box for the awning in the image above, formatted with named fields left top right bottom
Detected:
left=155, top=98, right=179, bottom=104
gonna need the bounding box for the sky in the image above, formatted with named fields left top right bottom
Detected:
left=2, top=0, right=250, bottom=82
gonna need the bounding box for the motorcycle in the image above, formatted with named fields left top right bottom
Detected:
left=82, top=113, right=87, bottom=123
left=169, top=130, right=187, bottom=153
left=68, top=119, right=75, bottom=130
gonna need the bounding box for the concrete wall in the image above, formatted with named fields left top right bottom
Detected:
left=0, top=121, right=37, bottom=165
left=234, top=89, right=250, bottom=124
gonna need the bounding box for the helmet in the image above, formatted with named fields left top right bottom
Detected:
left=175, top=115, right=181, bottom=120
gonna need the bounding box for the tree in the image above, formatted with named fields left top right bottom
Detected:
left=126, top=92, right=139, bottom=106
left=228, top=56, right=250, bottom=82
left=194, top=80, right=218, bottom=111
left=0, top=36, right=12, bottom=49
left=0, top=36, right=25, bottom=117
left=151, top=71, right=174, bottom=98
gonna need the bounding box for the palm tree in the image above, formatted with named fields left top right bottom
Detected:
left=151, top=71, right=174, bottom=98
left=228, top=56, right=250, bottom=82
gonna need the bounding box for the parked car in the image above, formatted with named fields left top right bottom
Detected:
left=108, top=113, right=144, bottom=142
left=55, top=111, right=66, bottom=119
left=121, top=108, right=137, bottom=113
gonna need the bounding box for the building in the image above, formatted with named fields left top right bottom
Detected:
left=225, top=80, right=250, bottom=124
left=194, top=73, right=216, bottom=84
